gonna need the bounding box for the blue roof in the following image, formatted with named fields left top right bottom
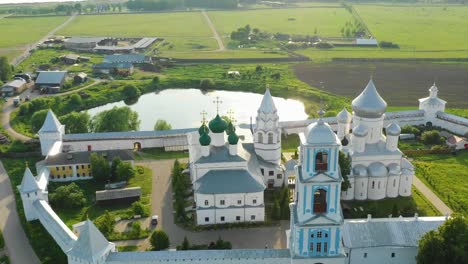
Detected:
left=63, top=128, right=196, bottom=142
left=35, top=71, right=67, bottom=85
left=103, top=54, right=146, bottom=64
left=106, top=249, right=291, bottom=263
left=93, top=62, right=133, bottom=69
left=196, top=169, right=265, bottom=194
left=195, top=145, right=246, bottom=164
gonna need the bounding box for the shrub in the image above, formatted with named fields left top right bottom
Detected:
left=49, top=183, right=86, bottom=209
left=315, top=42, right=334, bottom=49
left=30, top=109, right=49, bottom=133
left=421, top=130, right=444, bottom=145
left=401, top=125, right=421, bottom=136
left=94, top=211, right=115, bottom=237
left=122, top=84, right=141, bottom=99
left=200, top=78, right=215, bottom=90
left=150, top=229, right=170, bottom=251
left=379, top=41, right=399, bottom=49
left=131, top=201, right=146, bottom=216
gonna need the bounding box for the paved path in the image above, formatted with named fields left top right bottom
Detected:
left=0, top=161, right=41, bottom=264
left=201, top=10, right=225, bottom=52
left=412, top=176, right=453, bottom=215
left=45, top=79, right=102, bottom=97
left=115, top=159, right=288, bottom=250
left=1, top=90, right=33, bottom=142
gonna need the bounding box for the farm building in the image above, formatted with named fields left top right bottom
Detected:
left=73, top=72, right=87, bottom=84
left=1, top=78, right=27, bottom=96
left=35, top=71, right=67, bottom=91
left=96, top=187, right=142, bottom=204
left=103, top=54, right=151, bottom=64
left=44, top=149, right=134, bottom=182
left=60, top=54, right=80, bottom=64
left=93, top=62, right=134, bottom=75
left=63, top=37, right=112, bottom=51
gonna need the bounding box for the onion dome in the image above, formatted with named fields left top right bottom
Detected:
left=368, top=162, right=388, bottom=177
left=352, top=79, right=387, bottom=118
left=199, top=133, right=211, bottom=146
left=337, top=107, right=352, bottom=123
left=306, top=120, right=339, bottom=145
left=198, top=123, right=209, bottom=135
left=352, top=124, right=368, bottom=137
left=226, top=121, right=235, bottom=135
left=386, top=123, right=401, bottom=136
left=353, top=165, right=368, bottom=177
left=388, top=163, right=401, bottom=176
left=208, top=114, right=228, bottom=133
left=228, top=131, right=239, bottom=145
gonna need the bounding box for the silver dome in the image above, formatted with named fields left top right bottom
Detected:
left=352, top=79, right=387, bottom=118
left=352, top=124, right=368, bottom=137
left=388, top=163, right=401, bottom=176
left=306, top=120, right=339, bottom=145
left=368, top=162, right=388, bottom=177
left=386, top=123, right=401, bottom=136
left=353, top=165, right=368, bottom=177
left=337, top=107, right=352, bottom=123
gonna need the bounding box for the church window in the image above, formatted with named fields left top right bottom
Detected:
left=258, top=133, right=263, bottom=143
left=205, top=217, right=209, bottom=222
left=261, top=168, right=264, bottom=175
left=316, top=242, right=322, bottom=252
left=269, top=171, right=274, bottom=176
left=268, top=133, right=274, bottom=144
left=393, top=179, right=396, bottom=187
left=220, top=200, right=225, bottom=205
left=251, top=215, right=255, bottom=220
left=315, top=152, right=328, bottom=171
left=27, top=193, right=30, bottom=198
left=364, top=253, right=367, bottom=258
left=236, top=216, right=241, bottom=221
left=325, top=233, right=328, bottom=238
left=391, top=253, right=395, bottom=258
left=253, top=199, right=257, bottom=204
left=313, top=189, right=327, bottom=214
left=311, top=234, right=314, bottom=238
left=378, top=182, right=381, bottom=189
left=237, top=200, right=242, bottom=205
left=277, top=174, right=282, bottom=179
left=220, top=216, right=225, bottom=222
left=309, top=243, right=314, bottom=251
left=372, top=181, right=375, bottom=189
left=324, top=242, right=328, bottom=252
left=204, top=200, right=209, bottom=206
left=317, top=231, right=322, bottom=238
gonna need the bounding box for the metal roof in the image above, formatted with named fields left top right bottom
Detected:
left=65, top=37, right=108, bottom=44
left=103, top=54, right=146, bottom=64
left=35, top=71, right=67, bottom=85
left=19, top=167, right=40, bottom=193
left=96, top=187, right=141, bottom=201
left=45, top=149, right=134, bottom=166
left=306, top=120, right=340, bottom=145
left=68, top=220, right=113, bottom=262
left=342, top=217, right=446, bottom=248
left=63, top=128, right=196, bottom=141
left=258, top=88, right=277, bottom=114
left=38, top=110, right=62, bottom=133
left=195, top=145, right=247, bottom=164
left=196, top=169, right=265, bottom=194
left=2, top=78, right=26, bottom=89
left=352, top=79, right=387, bottom=118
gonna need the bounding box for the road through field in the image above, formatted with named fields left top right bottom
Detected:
left=0, top=161, right=41, bottom=264
left=202, top=10, right=225, bottom=51
left=412, top=177, right=453, bottom=216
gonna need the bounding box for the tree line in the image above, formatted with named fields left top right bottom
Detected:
left=126, top=0, right=238, bottom=11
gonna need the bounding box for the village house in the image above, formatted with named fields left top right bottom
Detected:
left=60, top=54, right=81, bottom=64
left=35, top=71, right=67, bottom=93
left=1, top=78, right=27, bottom=96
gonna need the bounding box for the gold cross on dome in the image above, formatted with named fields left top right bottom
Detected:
left=213, top=96, right=223, bottom=114
left=227, top=109, right=235, bottom=121
left=200, top=110, right=207, bottom=124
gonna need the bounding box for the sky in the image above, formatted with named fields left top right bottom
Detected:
left=0, top=0, right=83, bottom=4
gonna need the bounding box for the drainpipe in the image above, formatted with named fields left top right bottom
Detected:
left=244, top=193, right=246, bottom=223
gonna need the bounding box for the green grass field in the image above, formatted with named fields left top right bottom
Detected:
left=161, top=49, right=289, bottom=59
left=355, top=5, right=468, bottom=50
left=208, top=8, right=352, bottom=38
left=0, top=16, right=68, bottom=48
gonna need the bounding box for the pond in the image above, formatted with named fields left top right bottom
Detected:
left=86, top=89, right=308, bottom=130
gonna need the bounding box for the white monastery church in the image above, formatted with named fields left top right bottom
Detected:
left=19, top=79, right=467, bottom=264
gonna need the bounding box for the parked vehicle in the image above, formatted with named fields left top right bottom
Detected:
left=151, top=215, right=158, bottom=226
left=13, top=96, right=20, bottom=106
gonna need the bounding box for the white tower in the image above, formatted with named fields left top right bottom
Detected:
left=38, top=110, right=65, bottom=156
left=289, top=111, right=345, bottom=264
left=18, top=167, right=48, bottom=221
left=67, top=220, right=115, bottom=264
left=254, top=88, right=281, bottom=165
left=336, top=108, right=352, bottom=141
left=418, top=83, right=446, bottom=126
left=385, top=123, right=401, bottom=152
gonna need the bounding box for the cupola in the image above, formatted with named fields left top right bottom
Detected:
left=352, top=79, right=387, bottom=118
left=208, top=114, right=228, bottom=133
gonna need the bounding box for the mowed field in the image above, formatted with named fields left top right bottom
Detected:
left=209, top=7, right=352, bottom=37
left=0, top=16, right=68, bottom=48
left=292, top=62, right=468, bottom=108
left=356, top=5, right=468, bottom=50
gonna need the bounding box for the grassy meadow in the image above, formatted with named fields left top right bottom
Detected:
left=208, top=8, right=352, bottom=38
left=0, top=16, right=68, bottom=49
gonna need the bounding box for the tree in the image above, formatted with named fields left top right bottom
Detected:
left=0, top=56, right=12, bottom=82
left=49, top=183, right=86, bottom=209
left=181, top=236, right=190, bottom=250
left=272, top=199, right=281, bottom=220
left=279, top=185, right=290, bottom=220
left=74, top=3, right=82, bottom=13
left=417, top=215, right=468, bottom=264
left=94, top=210, right=115, bottom=237
left=401, top=125, right=421, bottom=136
left=339, top=151, right=351, bottom=192
left=122, top=84, right=141, bottom=99
left=421, top=130, right=444, bottom=145
left=154, top=119, right=172, bottom=131
left=391, top=204, right=399, bottom=217
left=66, top=94, right=83, bottom=111
left=115, top=161, right=135, bottom=182
left=59, top=111, right=90, bottom=133
left=255, top=65, right=263, bottom=73
left=110, top=157, right=122, bottom=181
left=90, top=152, right=111, bottom=183
left=132, top=201, right=146, bottom=216
left=150, top=229, right=170, bottom=251
left=90, top=106, right=140, bottom=132
left=200, top=78, right=215, bottom=90
left=30, top=109, right=49, bottom=133
left=129, top=221, right=142, bottom=238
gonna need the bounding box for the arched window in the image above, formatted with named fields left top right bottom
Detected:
left=378, top=181, right=381, bottom=189
left=315, top=151, right=328, bottom=171
left=268, top=133, right=274, bottom=144
left=372, top=181, right=375, bottom=189
left=258, top=132, right=263, bottom=143
left=313, top=189, right=327, bottom=214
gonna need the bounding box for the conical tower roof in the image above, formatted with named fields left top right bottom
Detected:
left=68, top=220, right=112, bottom=262
left=258, top=88, right=277, bottom=114
left=352, top=79, right=387, bottom=118
left=38, top=110, right=62, bottom=133
left=19, top=167, right=40, bottom=193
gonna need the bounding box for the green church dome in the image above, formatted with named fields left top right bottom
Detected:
left=198, top=123, right=209, bottom=135
left=199, top=133, right=211, bottom=146
left=226, top=121, right=236, bottom=135
left=228, top=132, right=239, bottom=145
left=208, top=114, right=228, bottom=133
